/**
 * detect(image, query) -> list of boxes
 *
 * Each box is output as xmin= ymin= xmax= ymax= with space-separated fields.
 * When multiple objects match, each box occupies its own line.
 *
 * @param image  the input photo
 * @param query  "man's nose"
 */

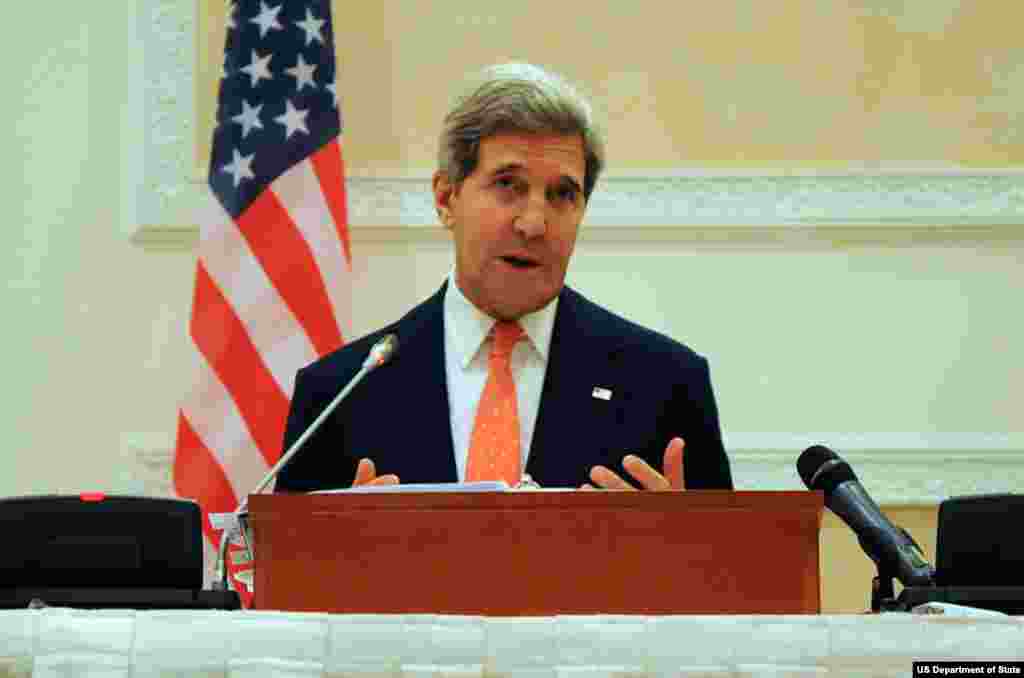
xmin=513 ymin=193 xmax=547 ymax=239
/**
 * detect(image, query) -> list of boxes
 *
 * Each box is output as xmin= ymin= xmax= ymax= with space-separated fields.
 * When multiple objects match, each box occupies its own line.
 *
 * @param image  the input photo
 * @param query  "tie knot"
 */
xmin=491 ymin=321 xmax=525 ymax=359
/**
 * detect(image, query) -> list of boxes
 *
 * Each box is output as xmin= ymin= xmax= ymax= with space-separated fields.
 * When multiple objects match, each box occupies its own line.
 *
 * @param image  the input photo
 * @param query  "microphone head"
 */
xmin=365 ymin=333 xmax=399 ymax=369
xmin=797 ymin=445 xmax=858 ymax=495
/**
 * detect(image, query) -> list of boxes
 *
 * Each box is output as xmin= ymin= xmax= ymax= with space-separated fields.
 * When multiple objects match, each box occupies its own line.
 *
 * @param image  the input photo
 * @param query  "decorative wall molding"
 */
xmin=118 ymin=433 xmax=179 ymax=497
xmin=127 ymin=432 xmax=1024 ymax=506
xmin=133 ymin=0 xmax=199 ymax=235
xmin=133 ymin=172 xmax=1024 ymax=251
xmin=326 ymin=173 xmax=1024 ymax=230
xmin=727 ymin=432 xmax=1024 ymax=505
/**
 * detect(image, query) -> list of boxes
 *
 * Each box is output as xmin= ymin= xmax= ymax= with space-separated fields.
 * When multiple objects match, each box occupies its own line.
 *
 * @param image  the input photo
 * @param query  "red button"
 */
xmin=79 ymin=492 xmax=106 ymax=502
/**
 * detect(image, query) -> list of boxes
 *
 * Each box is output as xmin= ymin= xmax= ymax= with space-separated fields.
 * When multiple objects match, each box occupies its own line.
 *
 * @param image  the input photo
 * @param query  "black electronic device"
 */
xmin=0 ymin=494 xmax=239 ymax=610
xmin=935 ymin=493 xmax=1024 ymax=586
xmin=888 ymin=494 xmax=1024 ymax=614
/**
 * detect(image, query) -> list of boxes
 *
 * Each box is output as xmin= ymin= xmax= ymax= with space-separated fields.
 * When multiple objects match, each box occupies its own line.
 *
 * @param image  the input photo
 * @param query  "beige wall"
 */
xmin=2 ymin=1 xmax=187 ymax=494
xmin=198 ymin=1 xmax=1024 ymax=172
xmin=3 ymin=1 xmax=1020 ymax=612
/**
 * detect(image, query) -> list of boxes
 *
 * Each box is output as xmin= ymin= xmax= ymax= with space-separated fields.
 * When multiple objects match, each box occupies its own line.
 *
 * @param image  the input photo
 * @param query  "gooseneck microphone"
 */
xmin=797 ymin=445 xmax=935 ymax=587
xmin=213 ymin=333 xmax=400 ymax=592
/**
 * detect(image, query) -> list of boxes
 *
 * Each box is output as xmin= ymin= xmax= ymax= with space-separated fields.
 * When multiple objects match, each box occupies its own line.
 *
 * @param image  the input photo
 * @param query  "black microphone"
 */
xmin=212 ymin=333 xmax=400 ymax=592
xmin=797 ymin=445 xmax=935 ymax=587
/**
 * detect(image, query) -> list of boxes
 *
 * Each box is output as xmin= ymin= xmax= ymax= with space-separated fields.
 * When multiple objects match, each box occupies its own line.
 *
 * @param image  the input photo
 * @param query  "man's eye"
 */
xmin=554 ymin=187 xmax=578 ymax=203
xmin=495 ymin=177 xmax=517 ymax=189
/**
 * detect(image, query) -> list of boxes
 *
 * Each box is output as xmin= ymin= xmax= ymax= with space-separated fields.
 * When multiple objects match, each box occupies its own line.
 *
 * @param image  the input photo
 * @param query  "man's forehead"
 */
xmin=477 ymin=132 xmax=585 ymax=178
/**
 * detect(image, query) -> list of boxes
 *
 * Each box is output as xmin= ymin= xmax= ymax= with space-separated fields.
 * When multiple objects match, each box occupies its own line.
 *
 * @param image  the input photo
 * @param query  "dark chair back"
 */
xmin=936 ymin=493 xmax=1024 ymax=586
xmin=0 ymin=495 xmax=203 ymax=589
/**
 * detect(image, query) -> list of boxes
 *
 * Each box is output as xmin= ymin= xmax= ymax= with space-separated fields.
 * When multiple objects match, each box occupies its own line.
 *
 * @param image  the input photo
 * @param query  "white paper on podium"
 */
xmin=311 ymin=481 xmax=510 ymax=494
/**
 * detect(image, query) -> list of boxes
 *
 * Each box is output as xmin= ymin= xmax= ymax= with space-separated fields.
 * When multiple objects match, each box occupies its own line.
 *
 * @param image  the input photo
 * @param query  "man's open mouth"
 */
xmin=500 ymin=256 xmax=539 ymax=269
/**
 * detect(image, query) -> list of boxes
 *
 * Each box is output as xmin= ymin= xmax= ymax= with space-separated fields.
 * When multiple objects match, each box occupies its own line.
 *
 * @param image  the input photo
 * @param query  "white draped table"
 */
xmin=1 ymin=609 xmax=1022 ymax=677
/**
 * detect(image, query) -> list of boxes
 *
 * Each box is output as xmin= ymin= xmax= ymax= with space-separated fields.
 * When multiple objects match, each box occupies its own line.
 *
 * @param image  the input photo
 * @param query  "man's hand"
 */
xmin=353 ymin=458 xmax=400 ymax=487
xmin=582 ymin=437 xmax=685 ymax=491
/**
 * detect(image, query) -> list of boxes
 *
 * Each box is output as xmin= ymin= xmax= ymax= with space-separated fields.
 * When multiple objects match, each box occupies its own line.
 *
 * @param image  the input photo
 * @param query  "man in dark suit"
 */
xmin=276 ymin=63 xmax=732 ymax=493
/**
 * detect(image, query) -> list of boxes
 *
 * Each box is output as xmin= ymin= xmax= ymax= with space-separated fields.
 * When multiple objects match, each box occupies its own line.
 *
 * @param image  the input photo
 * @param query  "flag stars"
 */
xmin=295 ymin=8 xmax=326 ymax=46
xmin=275 ymin=99 xmax=310 ymax=139
xmin=240 ymin=49 xmax=273 ymax=87
xmin=326 ymin=82 xmax=340 ymax=108
xmin=207 ymin=0 xmax=343 ymax=220
xmin=250 ymin=1 xmax=284 ymax=39
xmin=286 ymin=54 xmax=318 ymax=92
xmin=231 ymin=100 xmax=264 ymax=138
xmin=222 ymin=149 xmax=255 ymax=187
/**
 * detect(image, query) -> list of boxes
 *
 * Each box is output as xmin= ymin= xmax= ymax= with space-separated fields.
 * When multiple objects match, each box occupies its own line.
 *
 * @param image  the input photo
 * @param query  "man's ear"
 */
xmin=432 ymin=171 xmax=456 ymax=229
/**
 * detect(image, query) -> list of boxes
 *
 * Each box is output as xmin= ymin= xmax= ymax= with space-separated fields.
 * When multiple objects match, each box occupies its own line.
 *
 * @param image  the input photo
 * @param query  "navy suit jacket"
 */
xmin=275 ymin=284 xmax=733 ymax=491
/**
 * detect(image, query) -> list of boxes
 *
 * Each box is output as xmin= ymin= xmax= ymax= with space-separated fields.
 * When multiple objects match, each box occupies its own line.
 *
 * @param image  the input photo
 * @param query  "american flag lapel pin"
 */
xmin=592 ymin=387 xmax=613 ymax=401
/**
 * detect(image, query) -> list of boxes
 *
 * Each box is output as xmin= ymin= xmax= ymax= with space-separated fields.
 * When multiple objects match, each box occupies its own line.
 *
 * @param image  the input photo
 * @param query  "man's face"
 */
xmin=434 ymin=132 xmax=587 ymax=321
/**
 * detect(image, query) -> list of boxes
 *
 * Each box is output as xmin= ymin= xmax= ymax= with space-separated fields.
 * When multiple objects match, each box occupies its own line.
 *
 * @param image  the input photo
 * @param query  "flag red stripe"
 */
xmin=173 ymin=410 xmax=237 ymax=544
xmin=310 ymin=138 xmax=352 ymax=265
xmin=236 ymin=190 xmax=343 ymax=357
xmin=190 ymin=262 xmax=288 ymax=466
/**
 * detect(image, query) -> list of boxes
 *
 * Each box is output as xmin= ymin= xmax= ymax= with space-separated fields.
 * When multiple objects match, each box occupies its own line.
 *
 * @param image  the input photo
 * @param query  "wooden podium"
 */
xmin=248 ymin=490 xmax=822 ymax=615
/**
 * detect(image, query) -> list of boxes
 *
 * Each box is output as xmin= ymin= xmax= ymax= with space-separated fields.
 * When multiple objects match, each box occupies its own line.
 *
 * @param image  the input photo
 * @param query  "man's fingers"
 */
xmin=352 ymin=458 xmax=375 ymax=486
xmin=622 ymin=454 xmax=671 ymax=491
xmin=353 ymin=458 xmax=398 ymax=487
xmin=589 ymin=465 xmax=635 ymax=490
xmin=664 ymin=437 xmax=686 ymax=490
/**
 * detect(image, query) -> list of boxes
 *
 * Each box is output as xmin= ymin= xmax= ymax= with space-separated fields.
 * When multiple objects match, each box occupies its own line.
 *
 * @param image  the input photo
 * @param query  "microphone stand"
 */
xmin=870 ymin=563 xmax=899 ymax=612
xmin=211 ymin=334 xmax=399 ymax=595
xmin=865 ymin=528 xmax=932 ymax=612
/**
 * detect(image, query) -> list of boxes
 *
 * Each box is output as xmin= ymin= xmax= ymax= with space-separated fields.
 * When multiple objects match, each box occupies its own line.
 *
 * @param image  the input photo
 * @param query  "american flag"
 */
xmin=174 ymin=0 xmax=351 ymax=579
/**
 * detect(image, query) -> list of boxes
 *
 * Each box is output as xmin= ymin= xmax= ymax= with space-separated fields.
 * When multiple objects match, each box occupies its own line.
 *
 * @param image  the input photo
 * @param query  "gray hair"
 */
xmin=437 ymin=63 xmax=605 ymax=202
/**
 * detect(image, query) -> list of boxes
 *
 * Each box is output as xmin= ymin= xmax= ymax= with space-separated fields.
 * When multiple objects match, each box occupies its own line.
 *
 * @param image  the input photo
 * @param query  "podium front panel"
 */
xmin=249 ymin=491 xmax=822 ymax=615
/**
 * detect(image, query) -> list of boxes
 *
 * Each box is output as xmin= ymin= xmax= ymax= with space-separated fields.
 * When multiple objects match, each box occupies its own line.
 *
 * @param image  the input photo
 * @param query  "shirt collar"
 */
xmin=444 ymin=269 xmax=558 ymax=370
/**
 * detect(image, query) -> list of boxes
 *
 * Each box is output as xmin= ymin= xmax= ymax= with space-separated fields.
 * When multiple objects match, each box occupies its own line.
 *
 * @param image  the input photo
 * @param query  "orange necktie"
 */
xmin=466 ymin=321 xmax=525 ymax=485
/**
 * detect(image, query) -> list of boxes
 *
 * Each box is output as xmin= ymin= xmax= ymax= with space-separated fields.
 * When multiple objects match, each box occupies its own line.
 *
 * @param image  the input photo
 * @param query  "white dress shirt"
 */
xmin=444 ymin=271 xmax=558 ymax=482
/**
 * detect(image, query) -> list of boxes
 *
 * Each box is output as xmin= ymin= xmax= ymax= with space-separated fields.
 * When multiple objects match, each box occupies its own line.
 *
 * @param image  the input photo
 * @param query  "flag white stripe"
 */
xmin=196 ymin=191 xmax=318 ymax=399
xmin=271 ymin=158 xmax=354 ymax=340
xmin=180 ymin=341 xmax=271 ymax=502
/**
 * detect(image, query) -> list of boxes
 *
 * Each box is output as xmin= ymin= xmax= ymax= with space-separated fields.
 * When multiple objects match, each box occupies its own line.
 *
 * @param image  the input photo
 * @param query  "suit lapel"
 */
xmin=380 ymin=284 xmax=458 ymax=482
xmin=526 ymin=287 xmax=627 ymax=488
